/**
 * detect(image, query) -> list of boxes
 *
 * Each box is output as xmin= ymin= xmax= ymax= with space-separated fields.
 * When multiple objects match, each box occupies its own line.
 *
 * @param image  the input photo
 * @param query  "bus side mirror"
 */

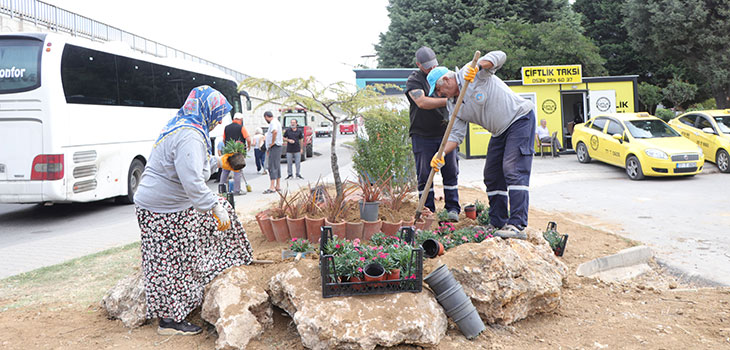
xmin=239 ymin=89 xmax=252 ymax=111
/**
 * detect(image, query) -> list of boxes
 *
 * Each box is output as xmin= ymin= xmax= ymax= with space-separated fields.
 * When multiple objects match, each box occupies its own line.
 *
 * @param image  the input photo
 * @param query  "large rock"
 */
xmin=267 ymin=260 xmax=447 ymax=350
xmin=101 ymin=270 xmax=147 ymax=328
xmin=202 ymin=267 xmax=273 ymax=350
xmin=436 ymin=228 xmax=568 ymax=325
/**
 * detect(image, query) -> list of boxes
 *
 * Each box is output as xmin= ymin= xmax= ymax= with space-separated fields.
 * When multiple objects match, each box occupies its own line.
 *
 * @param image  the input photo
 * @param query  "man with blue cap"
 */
xmin=405 ymin=46 xmax=460 ymax=221
xmin=428 ymin=51 xmax=536 ymax=239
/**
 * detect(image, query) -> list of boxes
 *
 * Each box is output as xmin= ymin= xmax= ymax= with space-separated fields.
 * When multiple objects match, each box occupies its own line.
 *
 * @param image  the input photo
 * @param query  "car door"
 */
xmin=695 ymin=115 xmax=719 ymax=158
xmin=603 ymin=119 xmax=627 ymax=166
xmin=673 ymin=114 xmax=698 ymax=141
xmin=586 ymin=117 xmax=609 ymax=162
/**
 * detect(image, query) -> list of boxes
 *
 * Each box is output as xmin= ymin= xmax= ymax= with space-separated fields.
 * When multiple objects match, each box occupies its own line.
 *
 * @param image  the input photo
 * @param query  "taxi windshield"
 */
xmin=625 ymin=119 xmax=680 ymax=138
xmin=714 ymin=116 xmax=730 ymax=134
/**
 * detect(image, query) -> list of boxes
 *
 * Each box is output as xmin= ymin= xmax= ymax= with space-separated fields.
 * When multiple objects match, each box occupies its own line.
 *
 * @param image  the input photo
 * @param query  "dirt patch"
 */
xmin=1 ymin=187 xmax=729 ymax=349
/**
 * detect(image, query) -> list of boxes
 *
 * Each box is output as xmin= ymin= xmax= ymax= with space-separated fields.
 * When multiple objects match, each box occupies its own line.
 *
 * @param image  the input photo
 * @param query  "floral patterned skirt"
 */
xmin=136 ymin=196 xmax=253 ymax=322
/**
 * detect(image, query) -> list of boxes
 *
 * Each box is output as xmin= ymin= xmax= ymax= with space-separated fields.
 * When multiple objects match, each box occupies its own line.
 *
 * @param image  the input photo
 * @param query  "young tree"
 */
xmin=375 ymin=0 xmax=571 ymax=68
xmin=637 ymin=82 xmax=663 ymax=114
xmin=663 ymin=78 xmax=698 ymax=111
xmin=239 ymin=78 xmax=391 ymax=198
xmin=624 ymin=0 xmax=730 ymax=108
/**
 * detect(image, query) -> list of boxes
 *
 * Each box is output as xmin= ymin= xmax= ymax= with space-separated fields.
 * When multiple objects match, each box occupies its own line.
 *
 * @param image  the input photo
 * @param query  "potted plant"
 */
xmin=464 ymin=204 xmax=477 ymax=220
xmin=283 ymin=191 xmax=307 ymax=240
xmin=282 ymin=238 xmax=316 ymax=260
xmin=474 ymin=199 xmax=486 ymax=216
xmin=222 ymin=139 xmax=247 ymax=170
xmin=355 ymin=171 xmax=391 ymax=222
xmin=321 ymin=183 xmax=356 ymax=238
xmin=303 ymin=181 xmax=326 ymax=242
xmin=436 ymin=209 xmax=450 ymax=225
xmin=476 ymin=208 xmax=490 ymax=226
xmin=269 ymin=197 xmax=290 ymax=242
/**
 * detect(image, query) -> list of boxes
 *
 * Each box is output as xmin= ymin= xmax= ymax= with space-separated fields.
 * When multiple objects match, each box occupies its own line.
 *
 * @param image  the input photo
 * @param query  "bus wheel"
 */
xmin=116 ymin=159 xmax=144 ymax=204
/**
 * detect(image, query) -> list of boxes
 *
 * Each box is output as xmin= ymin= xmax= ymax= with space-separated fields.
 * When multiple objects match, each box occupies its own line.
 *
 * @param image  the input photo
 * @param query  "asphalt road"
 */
xmin=0 ymin=133 xmax=355 ymax=279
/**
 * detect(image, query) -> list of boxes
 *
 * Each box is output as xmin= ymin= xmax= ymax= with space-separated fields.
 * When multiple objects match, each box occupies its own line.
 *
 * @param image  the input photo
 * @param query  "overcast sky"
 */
xmin=47 ymin=0 xmax=391 ymax=87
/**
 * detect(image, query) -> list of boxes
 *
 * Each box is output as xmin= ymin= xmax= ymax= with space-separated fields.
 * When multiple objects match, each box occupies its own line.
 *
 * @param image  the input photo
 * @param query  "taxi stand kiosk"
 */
xmin=353 ymin=65 xmax=639 ymax=158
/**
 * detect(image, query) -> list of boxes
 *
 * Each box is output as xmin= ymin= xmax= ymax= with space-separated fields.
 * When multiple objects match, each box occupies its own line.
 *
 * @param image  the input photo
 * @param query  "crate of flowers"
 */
xmin=319 ymin=226 xmax=423 ymax=298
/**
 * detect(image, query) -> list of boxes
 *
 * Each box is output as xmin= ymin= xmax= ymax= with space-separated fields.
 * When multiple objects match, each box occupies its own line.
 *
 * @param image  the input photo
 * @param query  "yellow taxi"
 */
xmin=668 ymin=110 xmax=730 ymax=173
xmin=572 ymin=112 xmax=704 ymax=180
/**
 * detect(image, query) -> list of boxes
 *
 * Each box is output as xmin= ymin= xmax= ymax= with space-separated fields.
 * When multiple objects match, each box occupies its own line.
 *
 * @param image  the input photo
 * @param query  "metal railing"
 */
xmin=0 ymin=0 xmax=248 ymax=82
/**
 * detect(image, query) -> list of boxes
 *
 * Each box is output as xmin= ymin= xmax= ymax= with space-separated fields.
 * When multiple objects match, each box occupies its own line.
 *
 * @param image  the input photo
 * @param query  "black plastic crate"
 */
xmin=319 ymin=226 xmax=423 ymax=298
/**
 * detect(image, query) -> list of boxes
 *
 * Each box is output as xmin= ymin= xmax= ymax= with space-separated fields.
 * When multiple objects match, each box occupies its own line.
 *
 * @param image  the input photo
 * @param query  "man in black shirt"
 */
xmin=283 ymin=119 xmax=304 ymax=179
xmin=405 ymin=46 xmax=460 ymax=221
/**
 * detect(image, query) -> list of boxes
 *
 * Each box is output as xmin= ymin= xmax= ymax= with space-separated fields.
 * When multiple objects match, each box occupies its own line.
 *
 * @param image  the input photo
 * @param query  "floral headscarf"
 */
xmin=155 ymin=85 xmax=232 ymax=153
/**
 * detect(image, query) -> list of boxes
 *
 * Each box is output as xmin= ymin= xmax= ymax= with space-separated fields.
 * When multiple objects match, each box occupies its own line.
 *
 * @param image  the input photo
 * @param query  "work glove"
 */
xmin=212 ymin=203 xmax=231 ymax=231
xmin=430 ymin=154 xmax=445 ymax=172
xmin=464 ymin=65 xmax=480 ymax=83
xmin=220 ymin=153 xmax=235 ymax=171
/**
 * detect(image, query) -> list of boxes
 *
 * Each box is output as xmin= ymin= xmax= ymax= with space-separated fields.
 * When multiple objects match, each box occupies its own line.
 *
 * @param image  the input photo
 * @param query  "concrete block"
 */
xmin=576 ymin=245 xmax=653 ymax=277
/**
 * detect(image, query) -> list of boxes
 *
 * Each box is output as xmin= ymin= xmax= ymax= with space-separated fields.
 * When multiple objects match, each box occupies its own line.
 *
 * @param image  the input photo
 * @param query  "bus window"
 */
xmin=0 ymin=38 xmax=42 ymax=94
xmin=117 ymin=57 xmax=154 ymax=107
xmin=151 ymin=64 xmax=184 ymax=108
xmin=61 ymin=45 xmax=118 ymax=105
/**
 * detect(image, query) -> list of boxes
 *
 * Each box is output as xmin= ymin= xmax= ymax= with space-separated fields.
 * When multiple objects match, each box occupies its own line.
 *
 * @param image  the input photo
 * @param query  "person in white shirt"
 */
xmin=252 ymin=127 xmax=266 ymax=174
xmin=536 ymin=118 xmax=562 ymax=156
xmin=263 ymin=111 xmax=283 ymax=193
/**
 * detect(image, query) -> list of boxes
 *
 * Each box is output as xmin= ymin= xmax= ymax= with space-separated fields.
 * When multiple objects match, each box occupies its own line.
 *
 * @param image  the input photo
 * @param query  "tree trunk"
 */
xmin=330 ymin=121 xmax=343 ymax=199
xmin=714 ymin=87 xmax=730 ymax=109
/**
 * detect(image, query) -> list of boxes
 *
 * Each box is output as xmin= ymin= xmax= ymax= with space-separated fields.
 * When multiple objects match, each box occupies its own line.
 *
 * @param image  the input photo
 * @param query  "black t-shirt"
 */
xmin=283 ymin=128 xmax=304 ymax=153
xmin=405 ymin=69 xmax=448 ymax=138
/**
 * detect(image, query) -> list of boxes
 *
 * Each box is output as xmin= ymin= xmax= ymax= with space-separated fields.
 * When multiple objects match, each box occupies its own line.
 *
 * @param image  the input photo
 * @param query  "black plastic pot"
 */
xmin=436 ymin=283 xmax=470 ymax=312
xmin=422 ymin=238 xmax=443 ymax=259
xmin=359 ymin=200 xmax=380 ymax=222
xmin=424 ymin=264 xmax=457 ymax=295
xmin=364 ymin=262 xmax=385 ymax=280
xmin=449 ymin=301 xmax=485 ymax=340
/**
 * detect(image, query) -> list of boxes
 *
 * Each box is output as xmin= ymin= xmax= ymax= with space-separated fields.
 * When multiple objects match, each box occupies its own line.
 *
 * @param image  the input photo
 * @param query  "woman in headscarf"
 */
xmin=134 ymin=85 xmax=254 ymax=335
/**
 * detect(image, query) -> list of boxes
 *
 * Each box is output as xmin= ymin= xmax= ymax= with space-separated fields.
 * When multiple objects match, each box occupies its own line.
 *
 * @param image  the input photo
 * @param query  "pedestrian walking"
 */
xmin=252 ymin=127 xmax=267 ymax=174
xmin=220 ymin=114 xmax=252 ymax=195
xmin=133 ymin=85 xmax=253 ymax=336
xmin=283 ymin=119 xmax=305 ymax=179
xmin=406 ymin=46 xmax=460 ymax=221
xmin=428 ymin=51 xmax=536 ymax=239
xmin=263 ymin=111 xmax=283 ymax=193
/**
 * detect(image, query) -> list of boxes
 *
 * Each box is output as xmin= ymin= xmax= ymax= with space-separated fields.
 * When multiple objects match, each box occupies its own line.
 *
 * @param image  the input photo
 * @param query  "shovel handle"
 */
xmin=415 ymin=51 xmax=481 ymax=221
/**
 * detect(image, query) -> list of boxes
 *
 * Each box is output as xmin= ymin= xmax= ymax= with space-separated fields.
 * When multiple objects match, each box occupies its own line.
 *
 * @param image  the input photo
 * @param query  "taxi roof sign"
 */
xmin=726 ymin=109 xmax=730 ymax=114
xmin=636 ymin=112 xmax=651 ymax=118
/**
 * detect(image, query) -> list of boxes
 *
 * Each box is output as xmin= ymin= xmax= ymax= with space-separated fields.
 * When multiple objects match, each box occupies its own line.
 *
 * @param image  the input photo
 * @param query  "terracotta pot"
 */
xmin=401 ymin=218 xmax=415 ymax=231
xmin=361 ymin=220 xmax=382 ymax=242
xmin=256 ymin=212 xmax=276 ymax=242
xmin=464 ymin=205 xmax=477 ymax=220
xmin=380 ymin=220 xmax=402 ymax=237
xmin=414 ymin=219 xmax=426 ymax=231
xmin=364 ymin=262 xmax=386 ymax=287
xmin=286 ymin=216 xmax=306 ymax=240
xmin=386 ymin=268 xmax=400 ymax=282
xmin=423 ymin=215 xmax=436 ymax=231
xmin=325 ymin=218 xmax=346 ymax=239
xmin=345 ymin=221 xmax=364 ymax=241
xmin=348 ymin=275 xmax=365 ymax=291
xmin=304 ymin=216 xmax=325 ymax=244
xmin=270 ymin=216 xmax=291 ymax=242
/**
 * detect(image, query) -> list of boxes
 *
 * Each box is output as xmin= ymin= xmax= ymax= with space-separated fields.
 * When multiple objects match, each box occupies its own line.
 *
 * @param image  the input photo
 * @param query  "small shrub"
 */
xmin=654 ymin=108 xmax=676 ymax=122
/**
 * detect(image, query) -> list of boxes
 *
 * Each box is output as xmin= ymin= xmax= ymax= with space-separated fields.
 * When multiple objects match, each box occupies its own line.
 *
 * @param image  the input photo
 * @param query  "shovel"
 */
xmin=415 ymin=50 xmax=481 ymax=222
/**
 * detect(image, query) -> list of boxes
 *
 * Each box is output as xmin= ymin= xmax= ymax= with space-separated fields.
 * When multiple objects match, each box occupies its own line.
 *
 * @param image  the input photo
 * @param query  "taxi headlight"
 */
xmin=645 ymin=148 xmax=668 ymax=159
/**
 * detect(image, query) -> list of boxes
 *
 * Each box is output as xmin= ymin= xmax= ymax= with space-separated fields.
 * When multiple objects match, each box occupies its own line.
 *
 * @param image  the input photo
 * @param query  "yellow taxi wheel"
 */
xmin=625 ymin=155 xmax=645 ymax=180
xmin=576 ymin=142 xmax=591 ymax=164
xmin=716 ymin=149 xmax=730 ymax=173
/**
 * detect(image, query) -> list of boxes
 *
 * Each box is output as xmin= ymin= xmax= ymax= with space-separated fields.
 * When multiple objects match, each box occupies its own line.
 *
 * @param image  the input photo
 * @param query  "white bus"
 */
xmin=0 ymin=32 xmax=250 ymax=204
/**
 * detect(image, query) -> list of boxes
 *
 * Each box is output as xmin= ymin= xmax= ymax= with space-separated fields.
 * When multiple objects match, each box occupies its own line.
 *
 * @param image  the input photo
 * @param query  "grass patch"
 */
xmin=343 ymin=140 xmax=356 ymax=148
xmin=0 ymin=241 xmax=141 ymax=312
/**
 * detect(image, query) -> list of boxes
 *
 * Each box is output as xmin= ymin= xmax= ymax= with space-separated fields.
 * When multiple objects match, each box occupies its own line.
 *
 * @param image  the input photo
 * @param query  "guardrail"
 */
xmin=0 ymin=0 xmax=247 ymax=82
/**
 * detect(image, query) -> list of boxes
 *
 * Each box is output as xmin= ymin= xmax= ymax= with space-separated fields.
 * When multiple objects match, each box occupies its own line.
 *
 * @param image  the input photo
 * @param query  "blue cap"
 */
xmin=427 ymin=67 xmax=449 ymax=96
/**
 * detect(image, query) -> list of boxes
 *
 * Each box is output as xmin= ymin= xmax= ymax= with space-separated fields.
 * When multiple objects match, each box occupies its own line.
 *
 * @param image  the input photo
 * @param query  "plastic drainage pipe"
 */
xmin=435 ymin=283 xmax=470 ymax=312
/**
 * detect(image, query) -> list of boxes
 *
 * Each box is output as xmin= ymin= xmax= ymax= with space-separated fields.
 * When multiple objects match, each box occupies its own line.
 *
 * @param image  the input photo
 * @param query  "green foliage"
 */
xmin=222 ymin=139 xmax=247 ymax=157
xmin=654 ymin=108 xmax=676 ymax=122
xmin=638 ymin=82 xmax=663 ymax=114
xmin=353 ymin=107 xmax=415 ymax=186
xmin=687 ymin=98 xmax=717 ymax=111
xmin=415 ymin=230 xmax=440 ymax=247
xmin=376 ymin=0 xmax=571 ymax=68
xmin=443 ymin=19 xmax=606 ymax=80
xmin=289 ymin=238 xmax=315 ymax=253
xmin=436 ymin=209 xmax=450 ymax=223
xmin=663 ymin=78 xmax=698 ymax=110
xmin=623 ymin=0 xmax=730 ymax=108
xmin=474 ymin=199 xmax=486 ymax=214
xmin=477 ymin=208 xmax=490 ymax=226
xmin=369 ymin=232 xmax=401 ymax=247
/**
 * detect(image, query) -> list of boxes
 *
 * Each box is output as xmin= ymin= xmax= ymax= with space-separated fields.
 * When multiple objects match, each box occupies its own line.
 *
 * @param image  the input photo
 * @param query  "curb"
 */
xmin=576 ymin=245 xmax=653 ymax=277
